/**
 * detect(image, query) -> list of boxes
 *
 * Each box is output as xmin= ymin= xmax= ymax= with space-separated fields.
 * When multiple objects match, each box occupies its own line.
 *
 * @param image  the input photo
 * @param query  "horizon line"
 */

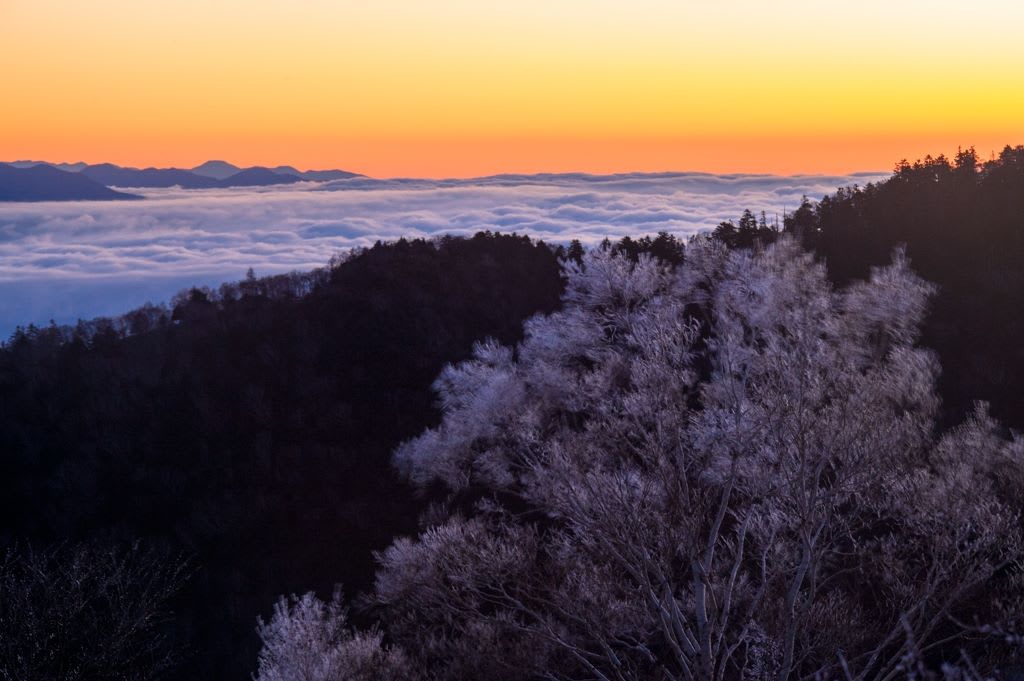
xmin=5 ymin=158 xmax=896 ymax=183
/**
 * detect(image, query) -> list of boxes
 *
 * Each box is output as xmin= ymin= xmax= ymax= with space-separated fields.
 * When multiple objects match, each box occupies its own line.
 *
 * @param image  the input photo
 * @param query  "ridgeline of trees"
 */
xmin=0 ymin=233 xmax=569 ymax=680
xmin=715 ymin=145 xmax=1024 ymax=430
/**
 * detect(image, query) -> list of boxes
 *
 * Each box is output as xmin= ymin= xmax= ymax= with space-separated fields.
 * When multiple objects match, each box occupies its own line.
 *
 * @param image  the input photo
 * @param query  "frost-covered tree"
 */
xmin=254 ymin=588 xmax=412 ymax=681
xmin=370 ymin=238 xmax=1022 ymax=681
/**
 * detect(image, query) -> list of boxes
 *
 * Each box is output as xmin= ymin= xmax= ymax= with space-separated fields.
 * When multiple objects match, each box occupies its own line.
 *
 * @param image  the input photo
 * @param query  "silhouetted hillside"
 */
xmin=0 ymin=163 xmax=141 ymax=202
xmin=792 ymin=146 xmax=1024 ymax=429
xmin=712 ymin=145 xmax=1024 ymax=430
xmin=0 ymin=232 xmax=565 ymax=681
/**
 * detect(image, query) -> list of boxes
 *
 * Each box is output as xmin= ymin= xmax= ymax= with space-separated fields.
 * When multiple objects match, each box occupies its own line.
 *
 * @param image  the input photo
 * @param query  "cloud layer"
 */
xmin=0 ymin=171 xmax=887 ymax=336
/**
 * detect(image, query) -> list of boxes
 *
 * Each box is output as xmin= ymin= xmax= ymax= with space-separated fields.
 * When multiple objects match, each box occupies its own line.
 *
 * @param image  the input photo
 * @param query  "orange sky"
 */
xmin=3 ymin=0 xmax=1023 ymax=177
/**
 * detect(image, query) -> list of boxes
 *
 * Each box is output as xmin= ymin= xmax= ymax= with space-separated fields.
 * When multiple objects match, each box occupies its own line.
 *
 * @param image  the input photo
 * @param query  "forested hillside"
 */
xmin=799 ymin=145 xmax=1024 ymax=430
xmin=0 ymin=233 xmax=564 ymax=680
xmin=716 ymin=145 xmax=1024 ymax=429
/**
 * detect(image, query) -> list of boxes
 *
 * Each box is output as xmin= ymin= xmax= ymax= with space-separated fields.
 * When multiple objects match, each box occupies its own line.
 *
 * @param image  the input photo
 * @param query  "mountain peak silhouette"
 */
xmin=191 ymin=160 xmax=242 ymax=180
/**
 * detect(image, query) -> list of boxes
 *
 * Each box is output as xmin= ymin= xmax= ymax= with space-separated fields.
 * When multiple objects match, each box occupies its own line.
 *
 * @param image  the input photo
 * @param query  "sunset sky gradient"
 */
xmin=3 ymin=0 xmax=1023 ymax=177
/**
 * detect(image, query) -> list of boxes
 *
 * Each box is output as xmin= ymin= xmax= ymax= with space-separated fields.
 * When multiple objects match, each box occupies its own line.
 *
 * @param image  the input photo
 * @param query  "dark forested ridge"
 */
xmin=807 ymin=146 xmax=1024 ymax=430
xmin=0 ymin=233 xmax=564 ymax=680
xmin=716 ymin=145 xmax=1024 ymax=430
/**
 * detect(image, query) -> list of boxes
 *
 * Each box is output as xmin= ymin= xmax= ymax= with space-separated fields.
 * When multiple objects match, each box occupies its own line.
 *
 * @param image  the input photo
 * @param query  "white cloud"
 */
xmin=0 ymin=171 xmax=887 ymax=335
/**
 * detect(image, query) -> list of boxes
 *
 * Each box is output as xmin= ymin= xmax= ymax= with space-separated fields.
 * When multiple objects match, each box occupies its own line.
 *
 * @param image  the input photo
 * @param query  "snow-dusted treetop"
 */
xmin=260 ymin=237 xmax=1024 ymax=681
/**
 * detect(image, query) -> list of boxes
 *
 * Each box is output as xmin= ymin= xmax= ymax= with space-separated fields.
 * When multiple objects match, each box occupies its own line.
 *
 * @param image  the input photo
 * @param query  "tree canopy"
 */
xmin=258 ymin=238 xmax=1024 ymax=680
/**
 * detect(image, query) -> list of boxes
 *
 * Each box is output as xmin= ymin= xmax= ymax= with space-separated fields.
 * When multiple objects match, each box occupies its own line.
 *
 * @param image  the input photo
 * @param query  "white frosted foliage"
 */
xmin=377 ymin=238 xmax=1022 ymax=681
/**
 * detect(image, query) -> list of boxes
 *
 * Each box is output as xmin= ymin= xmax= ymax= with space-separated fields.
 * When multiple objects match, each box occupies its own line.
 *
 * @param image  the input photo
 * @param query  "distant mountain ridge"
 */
xmin=5 ymin=160 xmax=364 ymax=191
xmin=217 ymin=167 xmax=304 ymax=187
xmin=9 ymin=160 xmax=90 ymax=173
xmin=187 ymin=160 xmax=363 ymax=183
xmin=0 ymin=163 xmax=141 ymax=202
xmin=300 ymin=168 xmax=363 ymax=181
xmin=188 ymin=160 xmax=358 ymax=182
xmin=81 ymin=163 xmax=222 ymax=189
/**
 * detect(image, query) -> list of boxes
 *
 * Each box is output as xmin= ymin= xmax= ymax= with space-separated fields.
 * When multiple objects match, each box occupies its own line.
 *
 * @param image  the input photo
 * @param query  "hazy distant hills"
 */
xmin=301 ymin=168 xmax=363 ymax=181
xmin=81 ymin=164 xmax=305 ymax=189
xmin=8 ymin=160 xmax=89 ymax=173
xmin=268 ymin=164 xmax=303 ymax=177
xmin=82 ymin=163 xmax=222 ymax=189
xmin=190 ymin=160 xmax=361 ymax=182
xmin=0 ymin=160 xmax=364 ymax=201
xmin=0 ymin=163 xmax=141 ymax=202
xmin=217 ymin=167 xmax=304 ymax=187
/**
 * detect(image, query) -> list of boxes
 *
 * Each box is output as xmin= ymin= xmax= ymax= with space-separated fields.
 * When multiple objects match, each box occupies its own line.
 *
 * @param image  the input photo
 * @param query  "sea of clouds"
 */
xmin=0 ymin=171 xmax=887 ymax=336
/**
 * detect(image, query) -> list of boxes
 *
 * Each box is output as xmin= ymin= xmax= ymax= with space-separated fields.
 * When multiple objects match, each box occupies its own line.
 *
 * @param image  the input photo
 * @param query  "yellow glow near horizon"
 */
xmin=2 ymin=0 xmax=1023 ymax=176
